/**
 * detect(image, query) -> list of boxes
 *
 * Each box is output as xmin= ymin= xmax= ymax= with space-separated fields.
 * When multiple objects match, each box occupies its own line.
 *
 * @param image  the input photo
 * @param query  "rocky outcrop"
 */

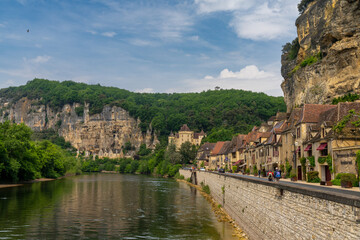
xmin=0 ymin=98 xmax=159 ymax=158
xmin=281 ymin=0 xmax=360 ymax=111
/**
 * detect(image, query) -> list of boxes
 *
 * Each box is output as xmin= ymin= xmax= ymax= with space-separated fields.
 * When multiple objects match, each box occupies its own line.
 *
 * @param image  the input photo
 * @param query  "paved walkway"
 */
xmin=224 ymin=172 xmax=360 ymax=198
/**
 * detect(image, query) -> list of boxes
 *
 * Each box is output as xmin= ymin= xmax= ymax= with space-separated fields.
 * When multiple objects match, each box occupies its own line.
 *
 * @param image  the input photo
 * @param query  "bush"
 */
xmin=282 ymin=38 xmax=300 ymax=60
xmin=186 ymin=177 xmax=191 ymax=183
xmin=340 ymin=173 xmax=358 ymax=187
xmin=300 ymin=55 xmax=319 ymax=67
xmin=200 ymin=181 xmax=211 ymax=194
xmin=331 ymin=179 xmax=341 ymax=186
xmin=298 ymin=0 xmax=315 ymax=14
xmin=307 ymin=171 xmax=320 ymax=183
xmin=202 ymin=185 xmax=210 ymax=194
xmin=232 ymin=165 xmax=238 ymax=173
xmin=253 ymin=165 xmax=258 ymax=176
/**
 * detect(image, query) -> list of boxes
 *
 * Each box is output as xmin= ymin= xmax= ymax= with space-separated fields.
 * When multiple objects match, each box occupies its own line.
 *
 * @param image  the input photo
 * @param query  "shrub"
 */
xmin=318 ymin=156 xmax=326 ymax=164
xmin=186 ymin=177 xmax=191 ymax=183
xmin=340 ymin=173 xmax=358 ymax=187
xmin=200 ymin=182 xmax=210 ymax=194
xmin=285 ymin=159 xmax=292 ymax=178
xmin=232 ymin=165 xmax=238 ymax=173
xmin=331 ymin=179 xmax=341 ymax=186
xmin=282 ymin=37 xmax=300 ymax=60
xmin=290 ymin=169 xmax=297 ymax=179
xmin=307 ymin=171 xmax=320 ymax=183
xmin=307 ymin=156 xmax=315 ymax=167
xmin=245 ymin=168 xmax=250 ymax=174
xmin=300 ymin=55 xmax=318 ymax=67
xmin=298 ymin=0 xmax=315 ymax=14
xmin=75 ymin=106 xmax=84 ymax=117
xmin=253 ymin=165 xmax=258 ymax=175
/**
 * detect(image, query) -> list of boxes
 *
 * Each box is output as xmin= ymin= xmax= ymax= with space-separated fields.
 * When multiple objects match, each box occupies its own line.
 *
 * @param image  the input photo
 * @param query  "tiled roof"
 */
xmin=275 ymin=112 xmax=288 ymax=121
xmin=218 ymin=141 xmax=232 ymax=155
xmin=298 ymin=104 xmax=336 ymax=124
xmin=180 ymin=124 xmax=191 ymax=131
xmin=198 ymin=142 xmax=216 ymax=152
xmin=282 ymin=108 xmax=302 ymax=132
xmin=211 ymin=141 xmax=225 ymax=156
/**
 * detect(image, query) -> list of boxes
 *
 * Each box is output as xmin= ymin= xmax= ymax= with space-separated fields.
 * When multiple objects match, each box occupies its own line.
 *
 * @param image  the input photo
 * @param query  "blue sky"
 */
xmin=0 ymin=0 xmax=300 ymax=96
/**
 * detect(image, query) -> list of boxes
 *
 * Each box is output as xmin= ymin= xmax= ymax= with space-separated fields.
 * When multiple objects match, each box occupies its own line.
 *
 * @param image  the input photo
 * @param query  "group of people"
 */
xmin=258 ymin=168 xmax=281 ymax=182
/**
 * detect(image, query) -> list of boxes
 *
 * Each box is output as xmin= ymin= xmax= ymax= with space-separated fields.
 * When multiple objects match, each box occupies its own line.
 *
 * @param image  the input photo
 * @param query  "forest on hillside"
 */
xmin=0 ymin=79 xmax=286 ymax=140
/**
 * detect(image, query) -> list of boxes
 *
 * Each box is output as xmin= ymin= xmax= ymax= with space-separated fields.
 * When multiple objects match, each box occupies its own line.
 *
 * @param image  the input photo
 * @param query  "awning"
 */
xmin=304 ymin=144 xmax=312 ymax=151
xmin=296 ymin=146 xmax=301 ymax=153
xmin=233 ymin=160 xmax=241 ymax=165
xmin=238 ymin=163 xmax=247 ymax=168
xmin=317 ymin=143 xmax=327 ymax=151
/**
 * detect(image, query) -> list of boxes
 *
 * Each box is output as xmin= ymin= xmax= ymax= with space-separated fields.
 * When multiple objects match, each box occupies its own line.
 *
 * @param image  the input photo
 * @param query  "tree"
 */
xmin=179 ymin=142 xmax=197 ymax=165
xmin=164 ymin=143 xmax=182 ymax=164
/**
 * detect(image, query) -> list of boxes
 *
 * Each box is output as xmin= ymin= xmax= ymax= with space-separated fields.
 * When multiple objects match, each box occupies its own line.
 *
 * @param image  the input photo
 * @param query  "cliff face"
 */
xmin=0 ymin=98 xmax=159 ymax=158
xmin=281 ymin=0 xmax=360 ymax=111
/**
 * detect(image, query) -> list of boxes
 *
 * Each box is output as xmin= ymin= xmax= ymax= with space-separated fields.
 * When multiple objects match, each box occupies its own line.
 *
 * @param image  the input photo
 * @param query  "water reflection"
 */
xmin=0 ymin=174 xmax=236 ymax=239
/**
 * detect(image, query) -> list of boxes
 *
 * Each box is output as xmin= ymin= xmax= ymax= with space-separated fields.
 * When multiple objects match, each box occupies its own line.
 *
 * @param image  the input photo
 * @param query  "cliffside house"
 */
xmin=168 ymin=124 xmax=206 ymax=149
xmin=302 ymin=102 xmax=360 ymax=183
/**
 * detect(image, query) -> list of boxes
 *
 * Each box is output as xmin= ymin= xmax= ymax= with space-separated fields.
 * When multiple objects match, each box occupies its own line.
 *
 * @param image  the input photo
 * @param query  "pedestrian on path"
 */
xmin=258 ymin=169 xmax=261 ymax=178
xmin=275 ymin=168 xmax=281 ymax=182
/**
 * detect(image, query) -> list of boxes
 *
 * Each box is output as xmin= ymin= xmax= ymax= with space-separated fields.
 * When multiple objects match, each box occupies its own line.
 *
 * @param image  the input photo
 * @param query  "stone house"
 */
xmin=209 ymin=141 xmax=225 ymax=170
xmin=168 ymin=124 xmax=206 ymax=149
xmin=196 ymin=142 xmax=216 ymax=169
xmin=304 ymin=102 xmax=360 ymax=182
xmin=217 ymin=141 xmax=232 ymax=170
xmin=292 ymin=104 xmax=337 ymax=180
xmin=263 ymin=120 xmax=286 ymax=172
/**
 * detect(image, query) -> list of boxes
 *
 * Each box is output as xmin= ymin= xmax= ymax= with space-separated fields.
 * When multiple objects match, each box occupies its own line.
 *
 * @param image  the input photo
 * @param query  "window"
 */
xmin=297 ymin=127 xmax=301 ymax=138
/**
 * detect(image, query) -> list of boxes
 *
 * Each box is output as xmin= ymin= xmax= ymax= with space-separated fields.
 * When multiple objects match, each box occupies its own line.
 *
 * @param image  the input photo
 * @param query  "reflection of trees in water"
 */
xmin=0 ymin=174 xmax=233 ymax=239
xmin=0 ymin=179 xmax=74 ymax=237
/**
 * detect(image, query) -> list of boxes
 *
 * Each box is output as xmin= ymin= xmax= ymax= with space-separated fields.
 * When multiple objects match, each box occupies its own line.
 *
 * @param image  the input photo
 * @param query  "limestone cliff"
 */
xmin=0 ymin=98 xmax=159 ymax=158
xmin=281 ymin=0 xmax=360 ymax=111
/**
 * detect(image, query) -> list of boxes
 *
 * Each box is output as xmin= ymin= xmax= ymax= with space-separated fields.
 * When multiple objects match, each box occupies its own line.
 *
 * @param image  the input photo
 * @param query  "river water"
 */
xmin=0 ymin=174 xmax=236 ymax=239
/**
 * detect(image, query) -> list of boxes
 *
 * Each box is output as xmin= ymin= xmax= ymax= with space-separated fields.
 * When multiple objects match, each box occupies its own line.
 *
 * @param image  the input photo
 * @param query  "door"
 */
xmin=325 ymin=165 xmax=331 ymax=182
xmin=297 ymin=166 xmax=302 ymax=181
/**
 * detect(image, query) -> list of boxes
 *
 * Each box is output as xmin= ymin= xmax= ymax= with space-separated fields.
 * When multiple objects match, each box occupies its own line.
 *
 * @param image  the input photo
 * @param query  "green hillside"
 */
xmin=0 ymin=79 xmax=286 ymax=140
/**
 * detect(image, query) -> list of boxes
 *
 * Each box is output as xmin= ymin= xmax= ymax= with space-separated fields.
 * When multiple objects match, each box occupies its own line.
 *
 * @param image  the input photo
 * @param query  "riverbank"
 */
xmin=0 ymin=178 xmax=56 ymax=189
xmin=177 ymin=179 xmax=248 ymax=240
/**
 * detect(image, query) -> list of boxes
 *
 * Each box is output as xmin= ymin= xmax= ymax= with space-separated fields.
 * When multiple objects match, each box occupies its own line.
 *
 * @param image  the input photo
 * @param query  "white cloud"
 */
xmin=101 ymin=31 xmax=116 ymax=37
xmin=135 ymin=88 xmax=154 ymax=93
xmin=91 ymin=1 xmax=194 ymax=41
xmin=129 ymin=39 xmax=155 ymax=47
xmin=30 ymin=55 xmax=51 ymax=64
xmin=174 ymin=65 xmax=283 ymax=96
xmin=195 ymin=0 xmax=254 ymax=13
xmin=195 ymin=0 xmax=299 ymax=40
xmin=0 ymin=55 xmax=53 ymax=78
xmin=86 ymin=30 xmax=97 ymax=35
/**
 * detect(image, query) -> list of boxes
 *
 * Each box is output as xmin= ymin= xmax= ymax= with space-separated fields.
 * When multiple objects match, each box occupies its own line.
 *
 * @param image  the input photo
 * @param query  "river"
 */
xmin=0 ymin=174 xmax=237 ymax=239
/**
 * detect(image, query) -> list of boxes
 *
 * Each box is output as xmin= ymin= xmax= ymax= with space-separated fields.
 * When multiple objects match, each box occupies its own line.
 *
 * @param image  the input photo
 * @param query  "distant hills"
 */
xmin=0 ymin=79 xmax=286 ymax=141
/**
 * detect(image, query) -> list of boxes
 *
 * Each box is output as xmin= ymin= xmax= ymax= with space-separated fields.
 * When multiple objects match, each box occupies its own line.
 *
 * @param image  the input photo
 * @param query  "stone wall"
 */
xmin=179 ymin=169 xmax=360 ymax=240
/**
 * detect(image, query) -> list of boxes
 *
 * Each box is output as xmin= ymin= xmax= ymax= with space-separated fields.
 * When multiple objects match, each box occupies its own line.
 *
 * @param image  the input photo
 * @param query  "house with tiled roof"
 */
xmin=196 ymin=142 xmax=216 ymax=169
xmin=291 ymin=104 xmax=337 ymax=180
xmin=168 ymin=124 xmax=206 ymax=149
xmin=209 ymin=141 xmax=226 ymax=170
xmin=302 ymin=102 xmax=360 ymax=183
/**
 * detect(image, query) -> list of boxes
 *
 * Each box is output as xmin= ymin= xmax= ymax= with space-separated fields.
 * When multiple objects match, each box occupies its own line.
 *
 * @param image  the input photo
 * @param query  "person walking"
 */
xmin=275 ymin=168 xmax=281 ymax=182
xmin=258 ymin=169 xmax=261 ymax=178
xmin=267 ymin=171 xmax=274 ymax=181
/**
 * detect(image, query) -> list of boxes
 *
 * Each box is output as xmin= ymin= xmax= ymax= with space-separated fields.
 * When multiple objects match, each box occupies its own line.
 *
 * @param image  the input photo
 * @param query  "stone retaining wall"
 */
xmin=179 ymin=170 xmax=360 ymax=240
